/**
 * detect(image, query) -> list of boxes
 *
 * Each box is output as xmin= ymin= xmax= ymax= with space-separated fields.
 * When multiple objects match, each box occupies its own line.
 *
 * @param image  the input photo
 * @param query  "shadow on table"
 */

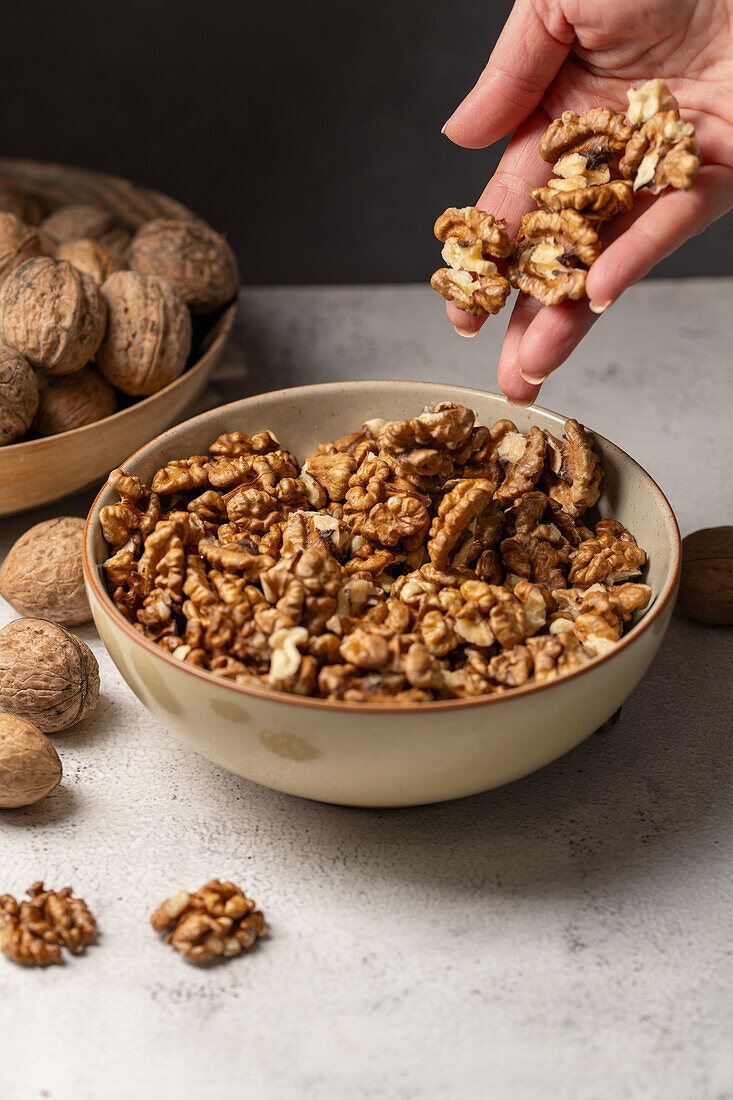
xmin=218 ymin=614 xmax=732 ymax=900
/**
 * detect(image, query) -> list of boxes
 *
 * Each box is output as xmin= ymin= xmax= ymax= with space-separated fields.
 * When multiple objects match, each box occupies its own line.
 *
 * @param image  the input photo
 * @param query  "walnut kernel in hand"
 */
xmin=507 ymin=210 xmax=601 ymax=305
xmin=620 ymin=110 xmax=700 ymax=193
xmin=431 ymin=206 xmax=511 ymax=316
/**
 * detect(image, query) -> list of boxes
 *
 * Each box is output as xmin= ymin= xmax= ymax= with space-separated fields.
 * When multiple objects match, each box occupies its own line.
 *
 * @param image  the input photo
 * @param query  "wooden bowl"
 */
xmin=0 ymin=158 xmax=237 ymax=516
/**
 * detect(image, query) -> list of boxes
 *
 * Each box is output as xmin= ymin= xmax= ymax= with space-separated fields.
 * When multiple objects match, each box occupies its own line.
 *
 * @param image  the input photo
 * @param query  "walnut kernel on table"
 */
xmin=0 ymin=211 xmax=45 ymax=287
xmin=0 ymin=256 xmax=107 ymax=376
xmin=0 ymin=516 xmax=91 ymax=626
xmin=0 ymin=714 xmax=62 ymax=809
xmin=127 ymin=218 xmax=240 ymax=314
xmin=151 ymin=880 xmax=266 ymax=964
xmin=0 ymin=619 xmax=100 ymax=733
xmin=96 ymin=270 xmax=192 ymax=396
xmin=0 ymin=883 xmax=97 ymax=965
xmin=0 ymin=343 xmax=38 ymax=444
xmin=100 ymin=402 xmax=652 ymax=703
xmin=33 ymin=364 xmax=117 ymax=437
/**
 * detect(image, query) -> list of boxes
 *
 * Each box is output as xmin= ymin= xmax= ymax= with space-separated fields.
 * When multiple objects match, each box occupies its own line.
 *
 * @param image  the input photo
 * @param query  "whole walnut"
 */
xmin=0 ymin=713 xmax=62 ymax=808
xmin=41 ymin=203 xmax=131 ymax=253
xmin=0 ymin=619 xmax=100 ymax=733
xmin=0 ymin=257 xmax=107 ymax=376
xmin=677 ymin=526 xmax=733 ymax=625
xmin=0 ymin=344 xmax=38 ymax=444
xmin=127 ymin=218 xmax=239 ymax=313
xmin=0 ymin=181 xmax=44 ymax=226
xmin=55 ymin=237 xmax=126 ymax=285
xmin=0 ymin=212 xmax=45 ymax=287
xmin=32 ymin=365 xmax=117 ymax=437
xmin=97 ymin=270 xmax=192 ymax=396
xmin=0 ymin=516 xmax=91 ymax=626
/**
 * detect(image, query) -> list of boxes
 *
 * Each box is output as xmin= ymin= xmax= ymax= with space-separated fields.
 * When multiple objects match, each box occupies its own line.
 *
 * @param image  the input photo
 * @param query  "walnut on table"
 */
xmin=431 ymin=206 xmax=512 ymax=316
xmin=0 ymin=882 xmax=97 ymax=966
xmin=0 ymin=516 xmax=91 ymax=625
xmin=151 ymin=879 xmax=265 ymax=964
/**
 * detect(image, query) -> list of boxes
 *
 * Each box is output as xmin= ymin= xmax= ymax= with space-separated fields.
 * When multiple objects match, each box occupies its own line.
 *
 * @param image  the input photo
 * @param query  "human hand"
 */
xmin=442 ymin=0 xmax=733 ymax=405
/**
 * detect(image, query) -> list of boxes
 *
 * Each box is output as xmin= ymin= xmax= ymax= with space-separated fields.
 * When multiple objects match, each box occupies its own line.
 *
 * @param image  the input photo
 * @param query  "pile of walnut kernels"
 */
xmin=431 ymin=78 xmax=701 ymax=313
xmin=100 ymin=401 xmax=651 ymax=703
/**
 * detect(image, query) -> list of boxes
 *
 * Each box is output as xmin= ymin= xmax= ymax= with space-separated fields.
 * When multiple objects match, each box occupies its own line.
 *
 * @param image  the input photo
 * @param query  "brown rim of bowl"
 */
xmin=0 ymin=301 xmax=237 ymax=453
xmin=83 ymin=380 xmax=682 ymax=714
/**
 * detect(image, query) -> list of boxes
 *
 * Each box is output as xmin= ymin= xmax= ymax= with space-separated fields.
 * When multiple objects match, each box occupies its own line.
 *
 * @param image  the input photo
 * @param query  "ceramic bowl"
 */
xmin=83 ymin=381 xmax=680 ymax=808
xmin=0 ymin=158 xmax=237 ymax=515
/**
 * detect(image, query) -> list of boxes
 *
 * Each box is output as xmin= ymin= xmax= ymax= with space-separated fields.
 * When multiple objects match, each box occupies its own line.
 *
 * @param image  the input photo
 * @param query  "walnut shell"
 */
xmin=41 ymin=203 xmax=131 ymax=253
xmin=0 ymin=516 xmax=90 ymax=625
xmin=0 ymin=257 xmax=107 ymax=376
xmin=0 ymin=619 xmax=99 ymax=733
xmin=55 ymin=237 xmax=126 ymax=284
xmin=677 ymin=526 xmax=733 ymax=625
xmin=0 ymin=211 xmax=45 ymax=287
xmin=32 ymin=365 xmax=117 ymax=437
xmin=0 ymin=181 xmax=44 ymax=226
xmin=0 ymin=344 xmax=38 ymax=444
xmin=127 ymin=218 xmax=239 ymax=313
xmin=0 ymin=713 xmax=62 ymax=808
xmin=97 ymin=270 xmax=192 ymax=396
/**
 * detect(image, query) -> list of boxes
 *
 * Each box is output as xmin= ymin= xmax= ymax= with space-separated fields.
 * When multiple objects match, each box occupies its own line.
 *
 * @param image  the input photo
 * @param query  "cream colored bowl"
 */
xmin=83 ymin=381 xmax=680 ymax=807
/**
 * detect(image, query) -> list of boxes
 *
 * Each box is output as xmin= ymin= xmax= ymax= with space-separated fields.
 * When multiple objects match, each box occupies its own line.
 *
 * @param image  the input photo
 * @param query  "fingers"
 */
xmin=451 ymin=110 xmax=551 ymax=337
xmin=496 ymin=293 xmax=544 ymax=406
xmin=443 ymin=0 xmax=573 ymax=149
xmin=513 ymin=298 xmax=599 ymax=386
xmin=585 ymin=165 xmax=733 ymax=309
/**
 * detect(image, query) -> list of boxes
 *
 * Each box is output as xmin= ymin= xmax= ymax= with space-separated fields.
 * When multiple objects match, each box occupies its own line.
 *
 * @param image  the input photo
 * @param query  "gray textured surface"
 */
xmin=1 ymin=282 xmax=732 ymax=1100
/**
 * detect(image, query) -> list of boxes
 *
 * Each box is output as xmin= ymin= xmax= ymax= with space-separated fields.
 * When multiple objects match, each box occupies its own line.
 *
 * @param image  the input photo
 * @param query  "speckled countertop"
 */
xmin=1 ymin=281 xmax=732 ymax=1100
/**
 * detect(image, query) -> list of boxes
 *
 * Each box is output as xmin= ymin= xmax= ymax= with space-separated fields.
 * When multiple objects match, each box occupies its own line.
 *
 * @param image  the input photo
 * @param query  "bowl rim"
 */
xmin=83 ymin=380 xmax=681 ymax=714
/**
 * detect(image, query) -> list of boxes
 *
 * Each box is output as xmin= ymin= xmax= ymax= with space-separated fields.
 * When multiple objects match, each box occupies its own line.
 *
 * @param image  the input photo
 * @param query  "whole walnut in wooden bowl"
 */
xmin=0 ymin=256 xmax=107 ymax=376
xmin=0 ymin=158 xmax=238 ymax=516
xmin=0 ymin=344 xmax=38 ymax=444
xmin=97 ymin=271 xmax=192 ymax=396
xmin=127 ymin=218 xmax=239 ymax=314
xmin=33 ymin=365 xmax=117 ymax=437
xmin=0 ymin=212 xmax=45 ymax=287
xmin=54 ymin=238 xmax=126 ymax=285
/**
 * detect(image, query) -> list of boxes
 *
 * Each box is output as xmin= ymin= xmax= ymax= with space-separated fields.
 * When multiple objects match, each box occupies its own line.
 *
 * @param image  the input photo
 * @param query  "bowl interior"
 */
xmin=87 ymin=380 xmax=680 ymax=649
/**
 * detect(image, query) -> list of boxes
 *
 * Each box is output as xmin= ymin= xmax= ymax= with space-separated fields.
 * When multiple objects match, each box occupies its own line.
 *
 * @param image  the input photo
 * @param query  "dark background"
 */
xmin=3 ymin=0 xmax=729 ymax=284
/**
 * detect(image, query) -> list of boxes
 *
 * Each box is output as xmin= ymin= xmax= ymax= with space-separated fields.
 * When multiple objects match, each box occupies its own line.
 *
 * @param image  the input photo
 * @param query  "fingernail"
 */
xmin=454 ymin=326 xmax=478 ymax=339
xmin=441 ymin=122 xmax=448 ymax=135
xmin=508 ymin=395 xmax=535 ymax=408
xmin=519 ymin=367 xmax=549 ymax=384
xmin=589 ymin=299 xmax=612 ymax=315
